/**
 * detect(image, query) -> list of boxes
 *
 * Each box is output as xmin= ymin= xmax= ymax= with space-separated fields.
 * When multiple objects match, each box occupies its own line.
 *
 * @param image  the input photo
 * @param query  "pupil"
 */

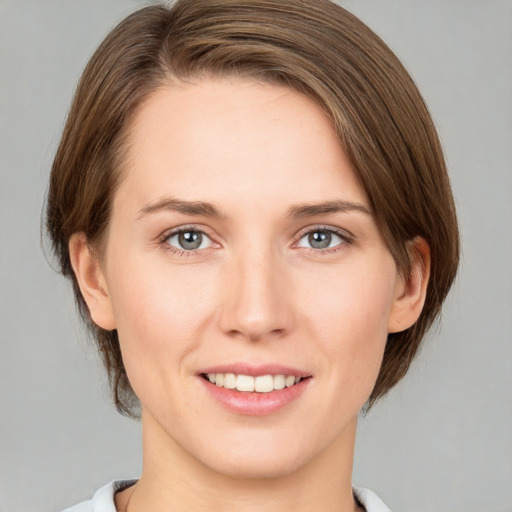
xmin=179 ymin=231 xmax=202 ymax=250
xmin=309 ymin=231 xmax=331 ymax=249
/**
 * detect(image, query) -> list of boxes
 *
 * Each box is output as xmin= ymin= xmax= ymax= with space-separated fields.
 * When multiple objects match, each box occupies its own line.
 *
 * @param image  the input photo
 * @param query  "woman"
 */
xmin=47 ymin=1 xmax=459 ymax=510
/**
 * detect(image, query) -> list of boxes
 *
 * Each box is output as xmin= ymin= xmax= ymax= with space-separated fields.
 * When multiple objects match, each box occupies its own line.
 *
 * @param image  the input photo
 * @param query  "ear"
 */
xmin=388 ymin=237 xmax=431 ymax=333
xmin=69 ymin=233 xmax=116 ymax=331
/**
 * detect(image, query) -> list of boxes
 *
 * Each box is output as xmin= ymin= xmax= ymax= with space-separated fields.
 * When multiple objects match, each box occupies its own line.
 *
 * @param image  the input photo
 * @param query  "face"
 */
xmin=87 ymin=77 xmax=409 ymax=478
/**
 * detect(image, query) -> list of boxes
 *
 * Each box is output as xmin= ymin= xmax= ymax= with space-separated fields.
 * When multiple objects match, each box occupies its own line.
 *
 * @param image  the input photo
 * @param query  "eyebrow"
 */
xmin=138 ymin=197 xmax=224 ymax=219
xmin=287 ymin=200 xmax=371 ymax=218
xmin=138 ymin=197 xmax=371 ymax=220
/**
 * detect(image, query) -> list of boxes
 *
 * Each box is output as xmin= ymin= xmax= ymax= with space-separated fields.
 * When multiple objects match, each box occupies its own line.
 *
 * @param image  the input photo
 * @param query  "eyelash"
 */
xmin=294 ymin=225 xmax=354 ymax=255
xmin=158 ymin=225 xmax=354 ymax=257
xmin=158 ymin=225 xmax=217 ymax=258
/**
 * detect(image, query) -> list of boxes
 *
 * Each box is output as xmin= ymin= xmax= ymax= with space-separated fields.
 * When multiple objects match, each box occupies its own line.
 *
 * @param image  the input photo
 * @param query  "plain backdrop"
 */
xmin=1 ymin=1 xmax=511 ymax=511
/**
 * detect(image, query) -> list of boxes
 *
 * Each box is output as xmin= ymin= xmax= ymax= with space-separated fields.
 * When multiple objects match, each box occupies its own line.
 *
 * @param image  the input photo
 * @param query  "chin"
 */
xmin=205 ymin=452 xmax=307 ymax=480
xmin=187 ymin=429 xmax=316 ymax=480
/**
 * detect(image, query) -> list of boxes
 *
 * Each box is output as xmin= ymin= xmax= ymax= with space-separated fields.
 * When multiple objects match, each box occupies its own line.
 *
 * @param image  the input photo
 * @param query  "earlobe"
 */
xmin=388 ymin=237 xmax=431 ymax=333
xmin=68 ymin=233 xmax=116 ymax=331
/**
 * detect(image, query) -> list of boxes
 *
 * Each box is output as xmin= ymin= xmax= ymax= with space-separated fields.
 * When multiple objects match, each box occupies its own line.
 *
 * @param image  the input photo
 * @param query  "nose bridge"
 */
xmin=219 ymin=239 xmax=293 ymax=341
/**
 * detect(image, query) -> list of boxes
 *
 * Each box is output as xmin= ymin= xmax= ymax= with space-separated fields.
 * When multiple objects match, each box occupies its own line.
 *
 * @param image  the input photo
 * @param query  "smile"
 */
xmin=203 ymin=373 xmax=302 ymax=393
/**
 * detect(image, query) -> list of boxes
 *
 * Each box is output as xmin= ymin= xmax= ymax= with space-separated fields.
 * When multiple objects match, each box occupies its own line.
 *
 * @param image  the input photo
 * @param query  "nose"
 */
xmin=218 ymin=247 xmax=295 ymax=342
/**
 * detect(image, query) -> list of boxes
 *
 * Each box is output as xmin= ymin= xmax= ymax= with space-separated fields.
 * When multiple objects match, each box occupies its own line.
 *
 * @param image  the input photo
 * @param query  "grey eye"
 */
xmin=298 ymin=230 xmax=343 ymax=250
xmin=309 ymin=231 xmax=331 ymax=249
xmin=166 ymin=230 xmax=212 ymax=251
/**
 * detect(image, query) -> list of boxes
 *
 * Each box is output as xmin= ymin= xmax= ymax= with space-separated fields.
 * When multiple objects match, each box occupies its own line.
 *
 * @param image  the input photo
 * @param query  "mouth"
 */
xmin=200 ymin=372 xmax=307 ymax=393
xmin=197 ymin=364 xmax=312 ymax=414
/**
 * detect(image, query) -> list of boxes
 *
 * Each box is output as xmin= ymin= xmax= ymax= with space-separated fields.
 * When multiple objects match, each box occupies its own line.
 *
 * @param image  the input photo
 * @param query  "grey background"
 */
xmin=1 ymin=1 xmax=511 ymax=511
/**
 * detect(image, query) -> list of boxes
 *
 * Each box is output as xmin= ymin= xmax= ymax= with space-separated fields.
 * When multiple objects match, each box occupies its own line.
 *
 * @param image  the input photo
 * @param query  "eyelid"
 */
xmin=291 ymin=224 xmax=354 ymax=252
xmin=159 ymin=223 xmax=217 ymax=239
xmin=158 ymin=224 xmax=221 ymax=255
xmin=157 ymin=223 xmax=354 ymax=257
xmin=293 ymin=224 xmax=354 ymax=242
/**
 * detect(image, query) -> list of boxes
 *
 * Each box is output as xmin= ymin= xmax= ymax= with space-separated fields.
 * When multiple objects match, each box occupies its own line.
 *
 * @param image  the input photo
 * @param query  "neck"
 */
xmin=125 ymin=409 xmax=360 ymax=512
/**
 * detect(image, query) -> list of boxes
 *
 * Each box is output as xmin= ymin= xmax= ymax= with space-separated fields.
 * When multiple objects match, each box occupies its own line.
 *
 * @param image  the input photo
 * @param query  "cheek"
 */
xmin=299 ymin=258 xmax=395 ymax=339
xmin=296 ymin=259 xmax=395 ymax=393
xmin=105 ymin=256 xmax=219 ymax=389
xmin=109 ymin=249 xmax=215 ymax=328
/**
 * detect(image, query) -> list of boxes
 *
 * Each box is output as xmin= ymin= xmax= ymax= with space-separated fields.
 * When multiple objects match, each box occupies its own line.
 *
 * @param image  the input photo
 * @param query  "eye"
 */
xmin=297 ymin=229 xmax=346 ymax=250
xmin=165 ymin=229 xmax=212 ymax=251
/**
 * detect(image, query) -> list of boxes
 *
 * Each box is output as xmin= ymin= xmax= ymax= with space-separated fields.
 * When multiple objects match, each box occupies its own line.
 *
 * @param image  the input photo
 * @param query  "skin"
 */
xmin=70 ymin=77 xmax=429 ymax=512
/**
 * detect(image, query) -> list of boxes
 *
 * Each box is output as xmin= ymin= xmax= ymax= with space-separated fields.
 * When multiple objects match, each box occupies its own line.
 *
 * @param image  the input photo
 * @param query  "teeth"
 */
xmin=255 ymin=375 xmax=273 ymax=393
xmin=236 ymin=374 xmax=255 ymax=392
xmin=224 ymin=373 xmax=236 ymax=389
xmin=206 ymin=373 xmax=302 ymax=392
xmin=273 ymin=374 xmax=285 ymax=390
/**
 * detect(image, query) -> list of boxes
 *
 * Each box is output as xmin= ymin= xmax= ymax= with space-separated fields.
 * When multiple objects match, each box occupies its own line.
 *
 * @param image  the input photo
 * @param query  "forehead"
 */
xmin=117 ymin=77 xmax=367 ymax=212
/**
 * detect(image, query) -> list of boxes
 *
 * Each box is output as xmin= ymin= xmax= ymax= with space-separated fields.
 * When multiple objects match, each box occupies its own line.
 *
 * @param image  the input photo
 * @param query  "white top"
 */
xmin=61 ymin=480 xmax=391 ymax=512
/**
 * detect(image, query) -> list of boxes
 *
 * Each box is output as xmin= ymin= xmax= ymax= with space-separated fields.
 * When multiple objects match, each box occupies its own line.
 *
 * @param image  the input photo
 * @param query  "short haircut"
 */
xmin=46 ymin=0 xmax=460 ymax=416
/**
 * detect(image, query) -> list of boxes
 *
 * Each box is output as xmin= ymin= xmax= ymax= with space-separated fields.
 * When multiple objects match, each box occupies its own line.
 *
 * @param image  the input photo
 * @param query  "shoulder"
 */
xmin=60 ymin=480 xmax=137 ymax=512
xmin=353 ymin=487 xmax=392 ymax=512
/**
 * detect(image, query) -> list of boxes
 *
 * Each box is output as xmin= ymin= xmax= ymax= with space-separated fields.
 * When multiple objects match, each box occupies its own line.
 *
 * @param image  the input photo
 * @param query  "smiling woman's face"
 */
xmin=73 ymin=77 xmax=416 ymax=478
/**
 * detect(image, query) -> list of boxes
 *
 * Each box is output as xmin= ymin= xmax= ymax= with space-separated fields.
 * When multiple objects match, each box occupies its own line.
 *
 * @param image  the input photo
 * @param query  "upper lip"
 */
xmin=197 ymin=363 xmax=312 ymax=378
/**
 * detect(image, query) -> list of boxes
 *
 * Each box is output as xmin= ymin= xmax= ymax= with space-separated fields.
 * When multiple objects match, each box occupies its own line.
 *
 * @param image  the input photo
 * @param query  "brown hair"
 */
xmin=46 ymin=0 xmax=459 ymax=416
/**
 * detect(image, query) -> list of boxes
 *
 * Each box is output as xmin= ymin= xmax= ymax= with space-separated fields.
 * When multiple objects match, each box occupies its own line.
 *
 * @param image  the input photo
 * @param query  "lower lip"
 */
xmin=199 ymin=377 xmax=311 ymax=416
